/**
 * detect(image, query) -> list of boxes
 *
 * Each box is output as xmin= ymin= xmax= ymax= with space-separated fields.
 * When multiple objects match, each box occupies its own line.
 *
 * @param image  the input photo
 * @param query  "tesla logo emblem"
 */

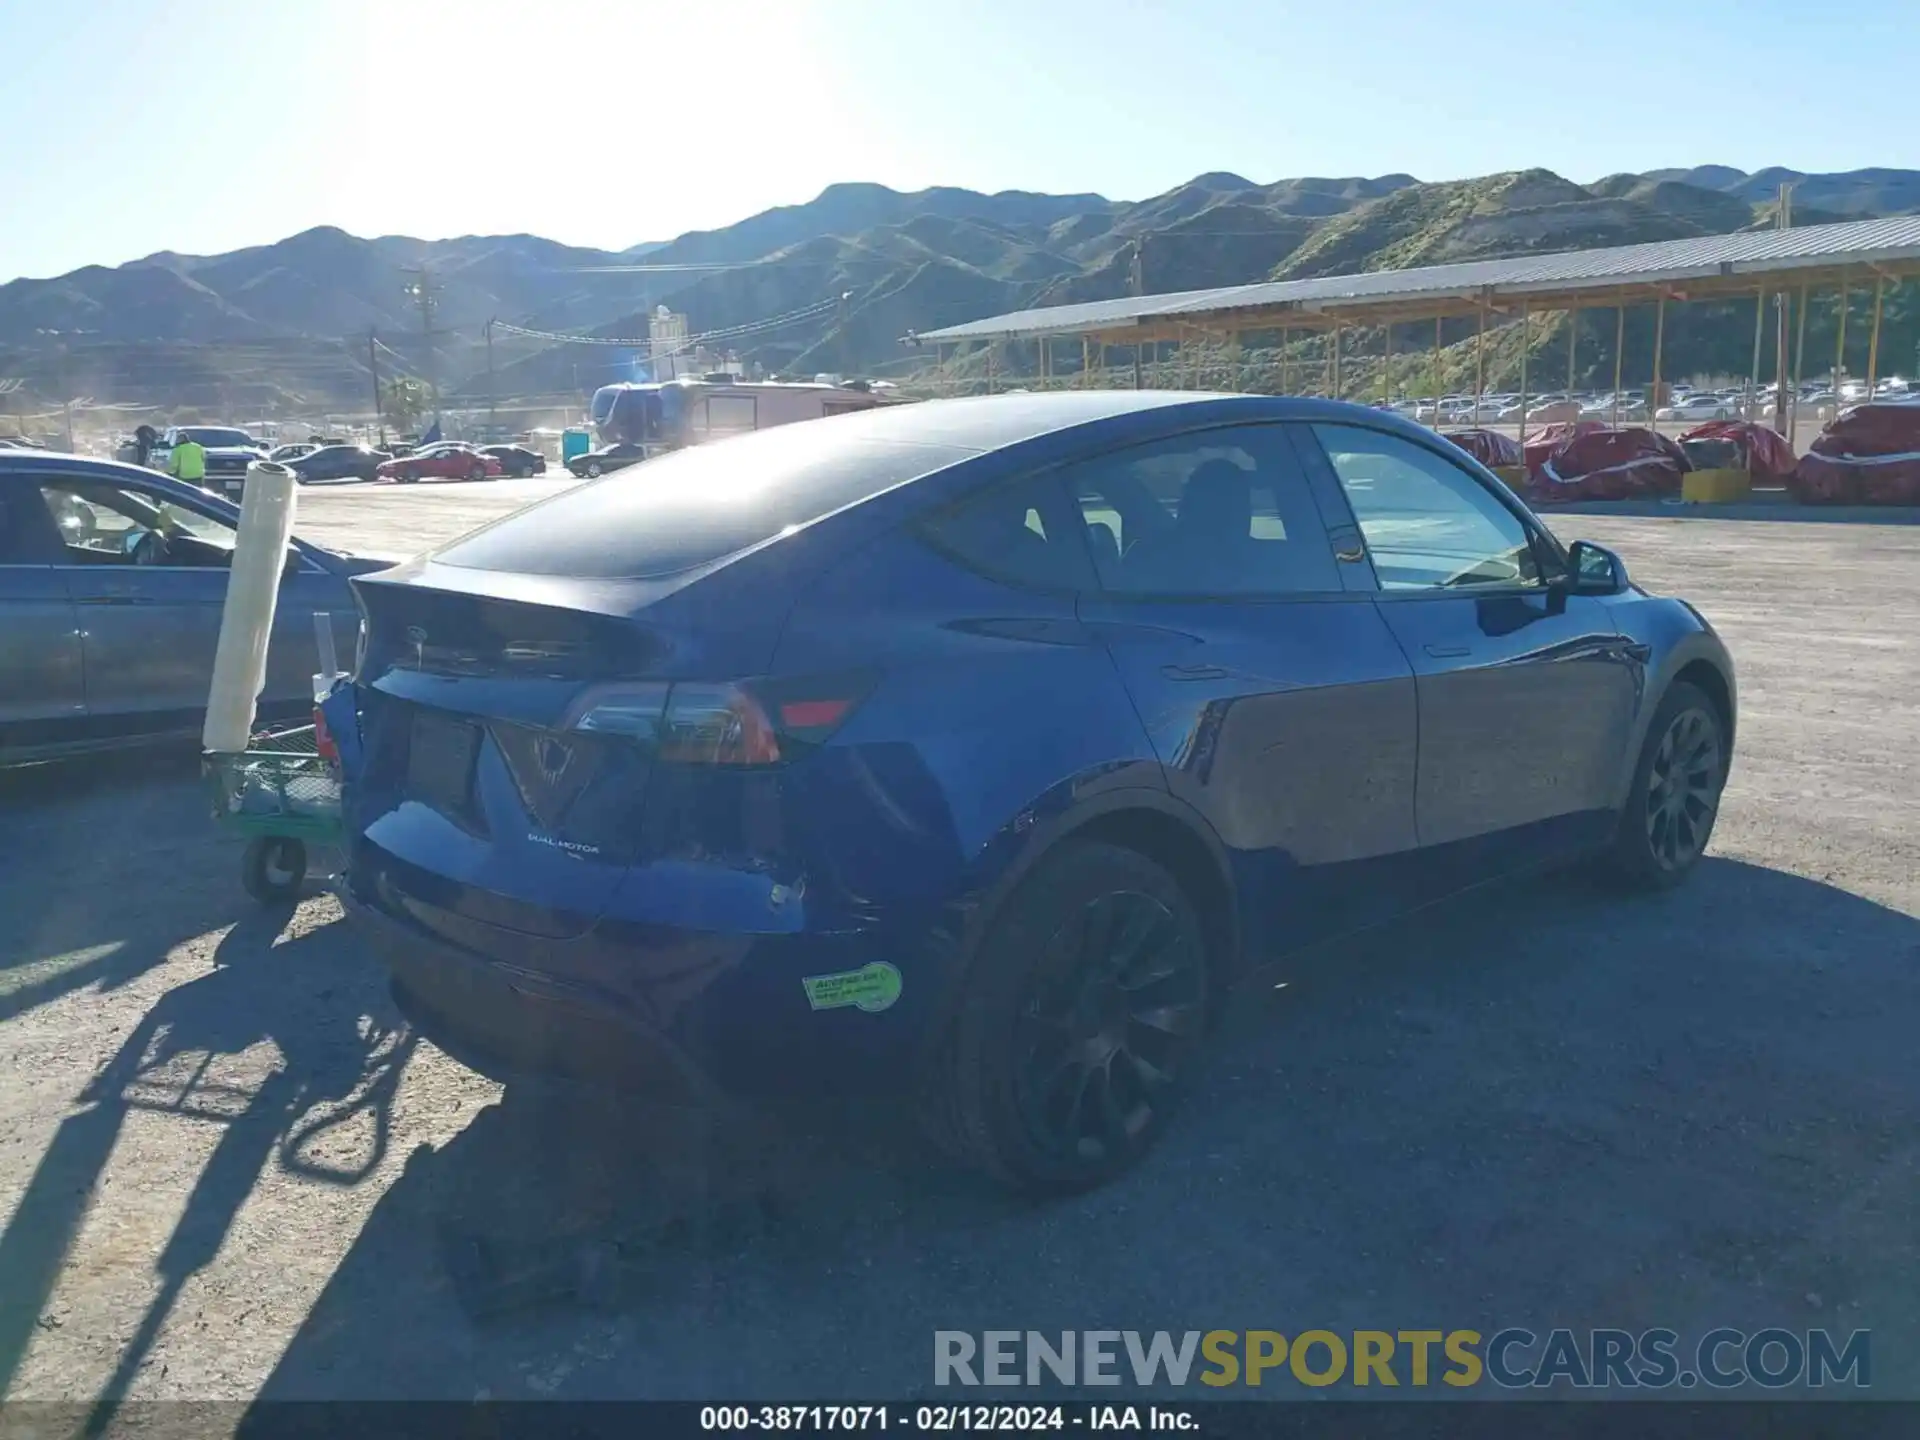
xmin=406 ymin=624 xmax=427 ymax=666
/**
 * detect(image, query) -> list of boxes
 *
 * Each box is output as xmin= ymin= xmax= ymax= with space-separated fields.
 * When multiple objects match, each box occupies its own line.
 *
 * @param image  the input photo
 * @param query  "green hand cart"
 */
xmin=203 ymin=723 xmax=344 ymax=903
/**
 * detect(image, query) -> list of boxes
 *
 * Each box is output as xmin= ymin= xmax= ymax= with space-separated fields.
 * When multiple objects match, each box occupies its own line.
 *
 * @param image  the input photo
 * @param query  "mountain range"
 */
xmin=3 ymin=165 xmax=1917 ymax=422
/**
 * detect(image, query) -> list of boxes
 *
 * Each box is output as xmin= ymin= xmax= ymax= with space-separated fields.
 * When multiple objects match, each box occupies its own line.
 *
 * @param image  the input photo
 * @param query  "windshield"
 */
xmin=436 ymin=426 xmax=969 ymax=578
xmin=175 ymin=427 xmax=256 ymax=448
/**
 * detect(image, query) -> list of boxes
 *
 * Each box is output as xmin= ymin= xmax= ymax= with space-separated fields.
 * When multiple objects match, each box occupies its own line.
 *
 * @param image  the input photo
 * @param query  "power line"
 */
xmin=491 ymin=296 xmax=841 ymax=350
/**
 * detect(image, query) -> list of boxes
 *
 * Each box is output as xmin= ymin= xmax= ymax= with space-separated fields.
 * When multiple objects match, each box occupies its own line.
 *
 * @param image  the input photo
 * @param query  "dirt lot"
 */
xmin=2 ymin=480 xmax=1917 ymax=1409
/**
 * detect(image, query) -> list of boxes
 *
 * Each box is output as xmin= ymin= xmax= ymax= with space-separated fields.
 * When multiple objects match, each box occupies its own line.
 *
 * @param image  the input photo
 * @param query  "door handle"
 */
xmin=76 ymin=592 xmax=154 ymax=606
xmin=1423 ymin=644 xmax=1472 ymax=658
xmin=1160 ymin=663 xmax=1232 ymax=680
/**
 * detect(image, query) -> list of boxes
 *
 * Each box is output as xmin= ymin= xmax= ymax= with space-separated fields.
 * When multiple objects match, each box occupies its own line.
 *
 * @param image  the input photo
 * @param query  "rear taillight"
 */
xmin=562 ymin=673 xmax=873 ymax=766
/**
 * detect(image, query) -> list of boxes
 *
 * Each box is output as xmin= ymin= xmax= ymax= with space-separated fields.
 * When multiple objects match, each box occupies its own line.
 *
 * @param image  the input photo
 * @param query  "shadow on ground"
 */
xmin=241 ymin=857 xmax=1920 ymax=1402
xmin=0 ymin=755 xmax=407 ymax=1414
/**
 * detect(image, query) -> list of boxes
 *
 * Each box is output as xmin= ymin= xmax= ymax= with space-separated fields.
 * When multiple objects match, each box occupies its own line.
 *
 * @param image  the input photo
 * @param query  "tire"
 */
xmin=928 ymin=840 xmax=1211 ymax=1194
xmin=242 ymin=835 xmax=307 ymax=904
xmin=585 ymin=460 xmax=602 ymax=477
xmin=1605 ymin=680 xmax=1727 ymax=890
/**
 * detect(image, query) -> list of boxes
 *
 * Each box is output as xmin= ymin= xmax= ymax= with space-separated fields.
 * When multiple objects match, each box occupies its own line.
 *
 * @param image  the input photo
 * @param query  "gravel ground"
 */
xmin=1 ymin=483 xmax=1916 ymax=1412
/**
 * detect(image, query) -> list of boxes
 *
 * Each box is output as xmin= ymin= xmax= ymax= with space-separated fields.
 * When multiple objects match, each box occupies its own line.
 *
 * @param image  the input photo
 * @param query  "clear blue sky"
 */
xmin=6 ymin=0 xmax=1916 ymax=283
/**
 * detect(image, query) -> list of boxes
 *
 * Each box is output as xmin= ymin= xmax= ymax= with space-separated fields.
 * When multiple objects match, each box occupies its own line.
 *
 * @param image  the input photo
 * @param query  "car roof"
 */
xmin=743 ymin=390 xmax=1439 ymax=456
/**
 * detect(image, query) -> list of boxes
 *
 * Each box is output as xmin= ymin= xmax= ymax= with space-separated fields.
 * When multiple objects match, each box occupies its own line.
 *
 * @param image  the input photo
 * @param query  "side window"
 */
xmin=1311 ymin=424 xmax=1543 ymax=591
xmin=1062 ymin=425 xmax=1339 ymax=597
xmin=916 ymin=470 xmax=1095 ymax=593
xmin=38 ymin=480 xmax=238 ymax=567
xmin=704 ymin=394 xmax=757 ymax=436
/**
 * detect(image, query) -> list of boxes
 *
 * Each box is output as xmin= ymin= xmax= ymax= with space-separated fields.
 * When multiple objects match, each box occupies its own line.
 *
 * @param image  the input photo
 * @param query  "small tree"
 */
xmin=382 ymin=376 xmax=431 ymax=434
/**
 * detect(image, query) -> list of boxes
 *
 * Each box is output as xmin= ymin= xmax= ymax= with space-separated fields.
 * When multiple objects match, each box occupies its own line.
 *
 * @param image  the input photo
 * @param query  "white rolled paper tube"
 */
xmin=202 ymin=460 xmax=299 ymax=753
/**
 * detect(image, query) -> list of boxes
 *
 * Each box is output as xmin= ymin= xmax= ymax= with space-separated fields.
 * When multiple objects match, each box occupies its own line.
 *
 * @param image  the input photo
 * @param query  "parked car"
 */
xmin=565 ymin=441 xmax=647 ymax=477
xmin=290 ymin=444 xmax=391 ymax=484
xmin=376 ymin=443 xmax=501 ymax=483
xmin=0 ymin=452 xmax=390 ymax=764
xmin=268 ymin=443 xmax=320 ymax=463
xmin=1656 ymin=394 xmax=1737 ymax=422
xmin=479 ymin=444 xmax=548 ymax=477
xmin=342 ymin=392 xmax=1737 ymax=1194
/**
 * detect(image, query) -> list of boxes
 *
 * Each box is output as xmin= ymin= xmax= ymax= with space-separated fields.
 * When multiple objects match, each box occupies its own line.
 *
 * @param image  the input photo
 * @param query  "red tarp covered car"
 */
xmin=1523 ymin=420 xmax=1609 ymax=479
xmin=1789 ymin=403 xmax=1920 ymax=505
xmin=1528 ymin=426 xmax=1691 ymax=503
xmin=1441 ymin=428 xmax=1522 ymax=468
xmin=1680 ymin=420 xmax=1797 ymax=481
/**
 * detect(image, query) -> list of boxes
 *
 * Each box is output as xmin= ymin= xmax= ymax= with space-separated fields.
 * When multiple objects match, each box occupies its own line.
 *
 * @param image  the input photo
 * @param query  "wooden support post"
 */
xmin=1038 ymin=337 xmax=1049 ymax=387
xmin=1332 ymin=325 xmax=1343 ymax=397
xmin=1792 ymin=283 xmax=1809 ymax=438
xmin=1612 ymin=302 xmax=1625 ymax=426
xmin=1834 ymin=278 xmax=1850 ymax=400
xmin=1567 ymin=306 xmax=1579 ymax=396
xmin=1749 ymin=289 xmax=1766 ymax=419
xmin=1081 ymin=337 xmax=1091 ymax=390
xmin=1226 ymin=330 xmax=1242 ymax=393
xmin=1381 ymin=321 xmax=1393 ymax=407
xmin=1432 ymin=314 xmax=1443 ymax=427
xmin=1774 ymin=288 xmax=1792 ymax=434
xmin=1867 ymin=276 xmax=1885 ymax=392
xmin=1649 ymin=296 xmax=1666 ymax=433
xmin=986 ymin=339 xmax=998 ymax=395
xmin=1280 ymin=327 xmax=1292 ymax=395
xmin=1473 ymin=306 xmax=1486 ymax=424
xmin=1517 ymin=300 xmax=1530 ymax=450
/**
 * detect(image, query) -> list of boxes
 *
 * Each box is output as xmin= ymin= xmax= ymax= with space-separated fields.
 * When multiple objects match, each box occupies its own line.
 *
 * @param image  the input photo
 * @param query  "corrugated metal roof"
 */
xmin=916 ymin=214 xmax=1920 ymax=342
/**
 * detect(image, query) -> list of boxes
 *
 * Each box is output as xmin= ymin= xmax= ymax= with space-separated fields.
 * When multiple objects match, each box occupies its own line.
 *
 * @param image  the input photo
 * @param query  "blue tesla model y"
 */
xmin=343 ymin=392 xmax=1735 ymax=1192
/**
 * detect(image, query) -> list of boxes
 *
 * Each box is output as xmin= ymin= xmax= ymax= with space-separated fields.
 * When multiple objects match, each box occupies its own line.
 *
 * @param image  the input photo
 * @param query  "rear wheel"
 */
xmin=585 ymin=460 xmax=603 ymax=477
xmin=930 ymin=841 xmax=1210 ymax=1194
xmin=1607 ymin=680 xmax=1727 ymax=890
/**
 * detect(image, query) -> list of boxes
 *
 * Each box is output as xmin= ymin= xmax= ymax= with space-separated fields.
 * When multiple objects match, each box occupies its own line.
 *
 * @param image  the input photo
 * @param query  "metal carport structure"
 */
xmin=909 ymin=214 xmax=1920 ymax=440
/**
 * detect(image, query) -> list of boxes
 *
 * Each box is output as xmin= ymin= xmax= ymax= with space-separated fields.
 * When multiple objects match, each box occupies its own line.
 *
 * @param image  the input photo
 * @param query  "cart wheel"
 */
xmin=243 ymin=836 xmax=308 ymax=903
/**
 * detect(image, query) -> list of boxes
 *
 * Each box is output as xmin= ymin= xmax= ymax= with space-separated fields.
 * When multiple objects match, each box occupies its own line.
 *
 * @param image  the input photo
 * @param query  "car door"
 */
xmin=41 ymin=473 xmax=351 ymax=737
xmin=1299 ymin=421 xmax=1643 ymax=876
xmin=0 ymin=479 xmax=86 ymax=749
xmin=1062 ymin=423 xmax=1422 ymax=956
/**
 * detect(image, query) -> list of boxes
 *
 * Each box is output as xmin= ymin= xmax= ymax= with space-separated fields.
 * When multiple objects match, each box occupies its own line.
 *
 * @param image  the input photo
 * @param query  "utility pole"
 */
xmin=369 ymin=329 xmax=384 ymax=443
xmin=401 ymin=266 xmax=440 ymax=419
xmin=1773 ymin=183 xmax=1794 ymax=433
xmin=56 ymin=339 xmax=73 ymax=453
xmin=485 ymin=318 xmax=496 ymax=434
xmin=837 ymin=291 xmax=852 ymax=381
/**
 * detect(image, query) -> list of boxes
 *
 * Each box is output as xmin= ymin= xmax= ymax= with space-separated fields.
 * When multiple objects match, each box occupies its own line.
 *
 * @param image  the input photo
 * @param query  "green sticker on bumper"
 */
xmin=802 ymin=961 xmax=902 ymax=1014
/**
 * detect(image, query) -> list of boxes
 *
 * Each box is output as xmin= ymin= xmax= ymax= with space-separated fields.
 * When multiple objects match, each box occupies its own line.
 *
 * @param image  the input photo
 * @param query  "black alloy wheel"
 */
xmin=1609 ymin=679 xmax=1726 ymax=888
xmin=1644 ymin=704 xmax=1721 ymax=871
xmin=1014 ymin=888 xmax=1206 ymax=1168
xmin=932 ymin=841 xmax=1209 ymax=1193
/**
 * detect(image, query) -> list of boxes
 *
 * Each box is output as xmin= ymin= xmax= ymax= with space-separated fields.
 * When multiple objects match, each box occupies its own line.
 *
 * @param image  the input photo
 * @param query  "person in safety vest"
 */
xmin=168 ymin=433 xmax=207 ymax=483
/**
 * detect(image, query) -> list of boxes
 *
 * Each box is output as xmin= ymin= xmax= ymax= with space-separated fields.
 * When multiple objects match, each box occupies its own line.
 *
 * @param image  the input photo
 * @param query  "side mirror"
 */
xmin=1566 ymin=539 xmax=1628 ymax=595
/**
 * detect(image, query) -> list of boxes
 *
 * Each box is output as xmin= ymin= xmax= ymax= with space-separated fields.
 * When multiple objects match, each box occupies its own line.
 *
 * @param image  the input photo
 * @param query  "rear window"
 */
xmin=433 ymin=426 xmax=971 ymax=579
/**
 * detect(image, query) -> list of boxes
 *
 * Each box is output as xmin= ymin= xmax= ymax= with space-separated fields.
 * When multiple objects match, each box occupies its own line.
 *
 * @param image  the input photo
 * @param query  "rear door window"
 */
xmin=1060 ymin=425 xmax=1341 ymax=597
